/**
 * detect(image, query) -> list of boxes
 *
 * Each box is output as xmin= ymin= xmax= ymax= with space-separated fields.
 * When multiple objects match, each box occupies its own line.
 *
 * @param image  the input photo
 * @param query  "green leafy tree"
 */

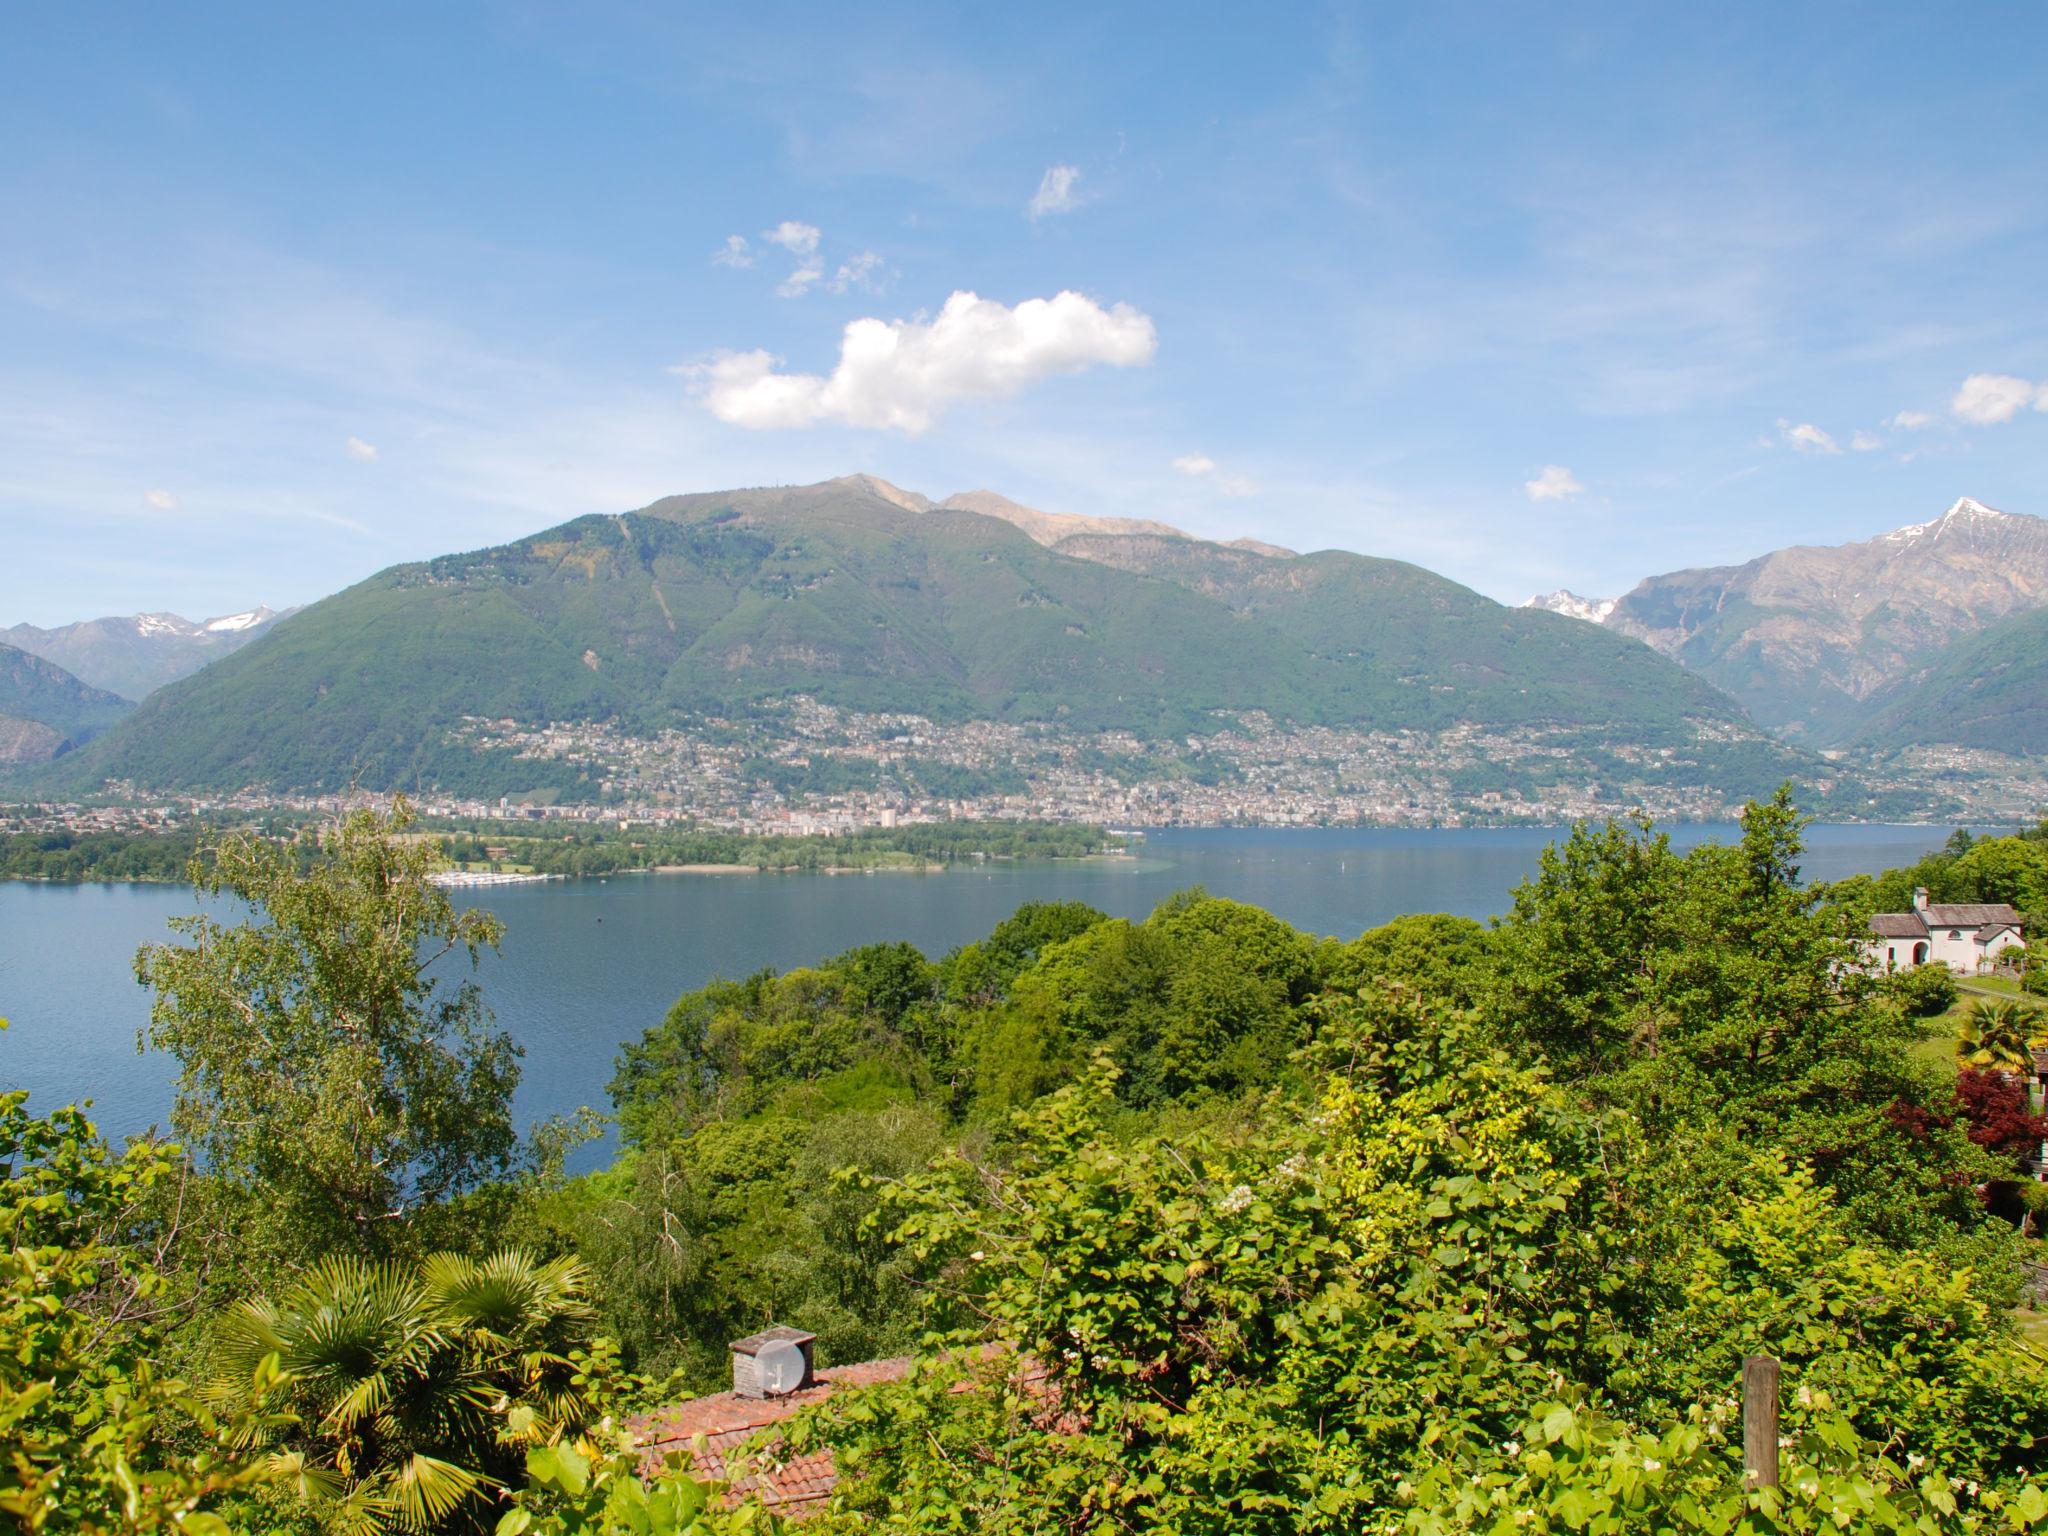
xmin=135 ymin=800 xmax=521 ymax=1272
xmin=0 ymin=1065 xmax=283 ymax=1534
xmin=1486 ymin=787 xmax=1989 ymax=1247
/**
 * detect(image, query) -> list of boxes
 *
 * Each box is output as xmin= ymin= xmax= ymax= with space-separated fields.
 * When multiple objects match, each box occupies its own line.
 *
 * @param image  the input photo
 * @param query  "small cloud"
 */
xmin=1777 ymin=419 xmax=1840 ymax=454
xmin=684 ymin=289 xmax=1157 ymax=434
xmin=711 ymin=234 xmax=754 ymax=269
xmin=763 ymin=221 xmax=824 ymax=297
xmin=1887 ymin=409 xmax=1935 ymax=430
xmin=1951 ymin=372 xmax=2047 ymax=425
xmin=143 ymin=488 xmax=178 ymax=510
xmin=1173 ymin=452 xmax=1255 ymax=496
xmin=1524 ymin=464 xmax=1584 ymax=502
xmin=1850 ymin=430 xmax=1882 ymax=452
xmin=827 ymin=251 xmax=888 ymax=296
xmin=1028 ymin=164 xmax=1083 ymax=219
xmin=345 ymin=436 xmax=378 ymax=461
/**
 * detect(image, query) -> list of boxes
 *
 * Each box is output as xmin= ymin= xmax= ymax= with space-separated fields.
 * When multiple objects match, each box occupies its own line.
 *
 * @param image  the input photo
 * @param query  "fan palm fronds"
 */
xmin=1957 ymin=997 xmax=2047 ymax=1073
xmin=210 ymin=1248 xmax=597 ymax=1534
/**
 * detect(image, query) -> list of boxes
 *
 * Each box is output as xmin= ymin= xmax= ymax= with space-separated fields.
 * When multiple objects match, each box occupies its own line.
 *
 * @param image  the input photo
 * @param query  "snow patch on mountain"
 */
xmin=1523 ymin=590 xmax=1617 ymax=625
xmin=205 ymin=607 xmax=274 ymax=633
xmin=1881 ymin=496 xmax=2011 ymax=543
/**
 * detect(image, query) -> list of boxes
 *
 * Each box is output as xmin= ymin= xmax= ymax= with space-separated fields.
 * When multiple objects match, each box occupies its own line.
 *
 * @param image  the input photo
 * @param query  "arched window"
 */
xmin=1949 ymin=929 xmax=1963 ymax=940
xmin=1912 ymin=941 xmax=1930 ymax=966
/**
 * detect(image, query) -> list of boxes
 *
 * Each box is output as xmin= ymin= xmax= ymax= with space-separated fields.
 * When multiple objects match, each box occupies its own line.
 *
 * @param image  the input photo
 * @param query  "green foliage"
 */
xmin=1959 ymin=999 xmax=2048 ymax=1073
xmin=209 ymin=1248 xmax=600 ymax=1535
xmin=134 ymin=800 xmax=524 ymax=1275
xmin=1888 ymin=959 xmax=1960 ymax=1017
xmin=1485 ymin=786 xmax=1992 ymax=1247
xmin=547 ymin=1104 xmax=945 ymax=1389
xmin=1406 ymin=1394 xmax=2048 ymax=1536
xmin=0 ymin=1075 xmax=281 ymax=1533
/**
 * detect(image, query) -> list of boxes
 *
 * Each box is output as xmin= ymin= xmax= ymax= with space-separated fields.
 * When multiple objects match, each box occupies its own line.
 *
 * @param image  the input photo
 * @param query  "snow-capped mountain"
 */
xmin=1 ymin=605 xmax=295 ymax=701
xmin=1523 ymin=589 xmax=1618 ymax=625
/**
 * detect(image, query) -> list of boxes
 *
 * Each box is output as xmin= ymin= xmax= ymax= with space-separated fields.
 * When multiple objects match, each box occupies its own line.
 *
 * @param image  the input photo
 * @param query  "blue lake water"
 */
xmin=0 ymin=823 xmax=1953 ymax=1165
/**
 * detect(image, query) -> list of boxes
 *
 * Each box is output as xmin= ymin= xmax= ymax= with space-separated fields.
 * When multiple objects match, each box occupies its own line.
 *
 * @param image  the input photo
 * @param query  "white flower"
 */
xmin=1907 ymin=1453 xmax=1926 ymax=1470
xmin=1218 ymin=1183 xmax=1253 ymax=1214
xmin=970 ymin=1250 xmax=985 ymax=1261
xmin=1502 ymin=1441 xmax=1521 ymax=1458
xmin=1643 ymin=1458 xmax=1662 ymax=1472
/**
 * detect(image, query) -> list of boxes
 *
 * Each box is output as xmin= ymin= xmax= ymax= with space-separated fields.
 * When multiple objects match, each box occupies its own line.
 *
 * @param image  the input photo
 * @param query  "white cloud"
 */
xmin=1028 ymin=164 xmax=1082 ymax=219
xmin=1887 ymin=409 xmax=1935 ymax=430
xmin=143 ymin=488 xmax=177 ymax=510
xmin=711 ymin=234 xmax=753 ymax=269
xmin=1172 ymin=452 xmax=1256 ymax=496
xmin=763 ymin=221 xmax=824 ymax=297
xmin=1777 ymin=419 xmax=1840 ymax=454
xmin=828 ymin=251 xmax=888 ymax=295
xmin=1952 ymin=372 xmax=2047 ymax=425
xmin=1850 ymin=430 xmax=1882 ymax=452
xmin=345 ymin=435 xmax=378 ymax=460
xmin=1524 ymin=464 xmax=1583 ymax=501
xmin=687 ymin=289 xmax=1158 ymax=434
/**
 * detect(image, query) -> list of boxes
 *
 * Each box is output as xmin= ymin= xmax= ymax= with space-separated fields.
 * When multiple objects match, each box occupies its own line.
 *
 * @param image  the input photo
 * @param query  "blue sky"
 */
xmin=4 ymin=2 xmax=2046 ymax=626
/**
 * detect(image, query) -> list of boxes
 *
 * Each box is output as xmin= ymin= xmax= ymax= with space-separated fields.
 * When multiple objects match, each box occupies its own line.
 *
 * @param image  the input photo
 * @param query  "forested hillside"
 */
xmin=13 ymin=793 xmax=2048 ymax=1532
xmin=56 ymin=476 xmax=1790 ymax=798
xmin=0 ymin=640 xmax=133 ymax=762
xmin=1852 ymin=603 xmax=2048 ymax=755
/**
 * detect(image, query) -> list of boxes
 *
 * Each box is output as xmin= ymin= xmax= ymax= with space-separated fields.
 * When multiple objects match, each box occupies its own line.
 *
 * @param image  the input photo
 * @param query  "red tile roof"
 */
xmin=630 ymin=1358 xmax=913 ymax=1518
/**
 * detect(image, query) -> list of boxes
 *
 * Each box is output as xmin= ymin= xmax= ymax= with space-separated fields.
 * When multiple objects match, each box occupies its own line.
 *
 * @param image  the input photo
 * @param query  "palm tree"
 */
xmin=1956 ymin=997 xmax=2047 ymax=1074
xmin=210 ymin=1248 xmax=597 ymax=1534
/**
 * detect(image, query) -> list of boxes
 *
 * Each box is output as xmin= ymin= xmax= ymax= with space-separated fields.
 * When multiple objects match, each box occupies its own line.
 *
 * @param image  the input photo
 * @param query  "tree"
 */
xmin=0 ymin=1065 xmax=282 ymax=1533
xmin=134 ymin=800 xmax=521 ymax=1272
xmin=208 ymin=1249 xmax=597 ymax=1535
xmin=1958 ymin=998 xmax=2045 ymax=1075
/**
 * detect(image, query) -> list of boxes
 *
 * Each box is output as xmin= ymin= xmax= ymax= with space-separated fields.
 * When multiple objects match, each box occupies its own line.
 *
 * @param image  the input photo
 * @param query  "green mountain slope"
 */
xmin=0 ymin=643 xmax=133 ymax=762
xmin=57 ymin=477 xmax=1790 ymax=797
xmin=1849 ymin=603 xmax=2048 ymax=755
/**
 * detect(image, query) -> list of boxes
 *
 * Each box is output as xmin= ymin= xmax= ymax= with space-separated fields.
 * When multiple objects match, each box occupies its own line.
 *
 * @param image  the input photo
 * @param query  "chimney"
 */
xmin=730 ymin=1326 xmax=816 ymax=1399
xmin=1913 ymin=887 xmax=1930 ymax=912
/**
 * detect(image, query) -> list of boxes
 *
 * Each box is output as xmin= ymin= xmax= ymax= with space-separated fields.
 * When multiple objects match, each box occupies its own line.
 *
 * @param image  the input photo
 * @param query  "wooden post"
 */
xmin=1742 ymin=1355 xmax=1780 ymax=1490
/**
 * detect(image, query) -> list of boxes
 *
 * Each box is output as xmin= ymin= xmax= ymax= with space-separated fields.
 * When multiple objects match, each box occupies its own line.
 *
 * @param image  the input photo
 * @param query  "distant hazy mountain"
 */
xmin=58 ymin=475 xmax=1775 ymax=797
xmin=1521 ymin=497 xmax=2048 ymax=745
xmin=0 ymin=642 xmax=134 ymax=763
xmin=2 ymin=605 xmax=293 ymax=700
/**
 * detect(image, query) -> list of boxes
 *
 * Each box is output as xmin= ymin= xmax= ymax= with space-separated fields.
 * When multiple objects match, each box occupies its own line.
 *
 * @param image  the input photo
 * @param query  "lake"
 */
xmin=0 ymin=822 xmax=1952 ymax=1164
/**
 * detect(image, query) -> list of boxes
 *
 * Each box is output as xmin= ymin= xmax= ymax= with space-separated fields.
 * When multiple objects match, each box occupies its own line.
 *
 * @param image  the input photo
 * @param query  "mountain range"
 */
xmin=47 ymin=475 xmax=1798 ymax=799
xmin=1527 ymin=496 xmax=2048 ymax=749
xmin=2 ymin=606 xmax=292 ymax=701
xmin=5 ymin=480 xmax=2039 ymax=807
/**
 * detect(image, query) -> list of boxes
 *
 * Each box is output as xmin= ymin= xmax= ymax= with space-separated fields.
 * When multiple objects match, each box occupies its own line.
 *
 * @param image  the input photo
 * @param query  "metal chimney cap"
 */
xmin=730 ymin=1325 xmax=817 ymax=1356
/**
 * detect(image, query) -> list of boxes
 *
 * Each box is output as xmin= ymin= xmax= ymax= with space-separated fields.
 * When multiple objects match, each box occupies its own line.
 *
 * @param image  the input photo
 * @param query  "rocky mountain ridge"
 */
xmin=1520 ymin=497 xmax=2048 ymax=744
xmin=3 ymin=605 xmax=294 ymax=700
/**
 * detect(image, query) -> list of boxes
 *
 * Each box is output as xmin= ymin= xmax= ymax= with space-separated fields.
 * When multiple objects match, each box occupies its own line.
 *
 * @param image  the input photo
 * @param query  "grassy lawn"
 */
xmin=1961 ymin=975 xmax=2026 ymax=999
